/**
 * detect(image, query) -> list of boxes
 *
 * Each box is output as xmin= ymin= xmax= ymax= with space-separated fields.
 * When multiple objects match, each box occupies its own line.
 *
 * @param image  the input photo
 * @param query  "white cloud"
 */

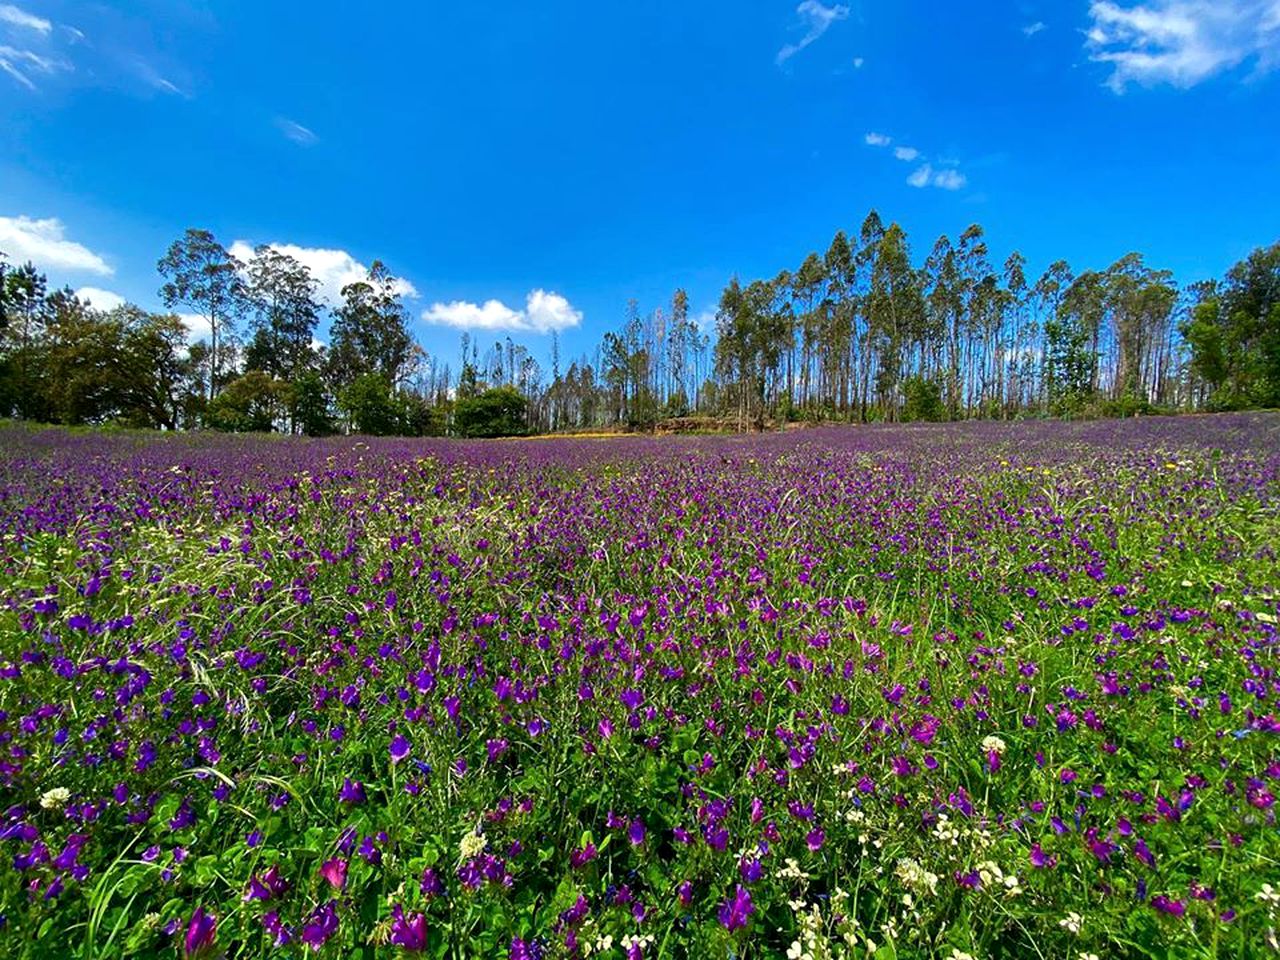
xmin=907 ymin=164 xmax=933 ymax=188
xmin=777 ymin=1 xmax=851 ymax=65
xmin=894 ymin=146 xmax=920 ymax=161
xmin=228 ymin=240 xmax=418 ymax=306
xmin=906 ymin=164 xmax=968 ymax=190
xmin=1086 ymin=0 xmax=1280 ymax=91
xmin=1023 ymin=21 xmax=1047 ymax=37
xmin=422 ymin=289 xmax=583 ymax=334
xmin=276 ymin=118 xmax=318 ymax=146
xmin=931 ymin=168 xmax=968 ymax=190
xmin=852 ymin=56 xmax=865 ymax=68
xmin=178 ymin=312 xmax=211 ymax=343
xmin=0 ymin=4 xmax=50 ymax=34
xmin=0 ymin=216 xmax=113 ymax=275
xmin=75 ymin=287 xmax=126 ymax=310
xmin=864 ymin=131 xmax=892 ymax=147
xmin=693 ymin=308 xmax=718 ymax=333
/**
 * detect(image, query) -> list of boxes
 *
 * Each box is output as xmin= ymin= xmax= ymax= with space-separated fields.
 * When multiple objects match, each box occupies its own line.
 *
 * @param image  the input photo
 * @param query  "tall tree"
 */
xmin=0 ymin=261 xmax=49 ymax=418
xmin=328 ymin=261 xmax=418 ymax=390
xmin=157 ymin=229 xmax=247 ymax=402
xmin=244 ymin=245 xmax=321 ymax=384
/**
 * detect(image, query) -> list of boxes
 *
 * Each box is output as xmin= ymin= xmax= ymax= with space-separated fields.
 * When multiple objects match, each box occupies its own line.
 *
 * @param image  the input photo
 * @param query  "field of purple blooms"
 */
xmin=0 ymin=415 xmax=1278 ymax=959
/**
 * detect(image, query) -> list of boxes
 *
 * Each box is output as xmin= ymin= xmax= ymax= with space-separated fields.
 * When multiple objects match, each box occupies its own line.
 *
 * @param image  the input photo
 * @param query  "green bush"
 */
xmin=453 ymin=385 xmax=528 ymax=438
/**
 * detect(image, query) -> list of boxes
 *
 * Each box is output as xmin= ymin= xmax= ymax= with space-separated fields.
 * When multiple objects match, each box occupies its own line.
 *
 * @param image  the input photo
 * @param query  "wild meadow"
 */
xmin=0 ymin=414 xmax=1277 ymax=960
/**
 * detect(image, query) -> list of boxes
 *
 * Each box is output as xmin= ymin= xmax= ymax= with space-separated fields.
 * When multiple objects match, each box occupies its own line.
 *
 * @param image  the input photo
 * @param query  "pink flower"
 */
xmin=319 ymin=857 xmax=348 ymax=890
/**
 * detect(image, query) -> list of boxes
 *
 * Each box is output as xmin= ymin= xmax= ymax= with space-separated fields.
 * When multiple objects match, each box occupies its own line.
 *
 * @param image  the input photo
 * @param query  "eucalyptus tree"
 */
xmin=328 ymin=261 xmax=418 ymax=391
xmin=856 ymin=211 xmax=886 ymax=420
xmin=244 ymin=245 xmax=321 ymax=383
xmin=823 ymin=231 xmax=856 ymax=413
xmin=158 ymin=229 xmax=247 ymax=402
xmin=1032 ymin=261 xmax=1074 ymax=410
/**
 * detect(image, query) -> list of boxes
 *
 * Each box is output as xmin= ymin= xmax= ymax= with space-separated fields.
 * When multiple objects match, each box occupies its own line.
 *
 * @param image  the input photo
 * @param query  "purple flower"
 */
xmin=570 ymin=842 xmax=597 ymax=869
xmin=300 ymin=900 xmax=340 ymax=949
xmin=339 ymin=778 xmax=366 ymax=805
xmin=628 ymin=818 xmax=646 ymax=846
xmin=389 ymin=906 xmax=428 ymax=951
xmin=1029 ymin=843 xmax=1056 ymax=869
xmin=243 ymin=864 xmax=289 ymax=902
xmin=358 ymin=834 xmax=381 ymax=865
xmin=390 ymin=735 xmax=411 ymax=763
xmin=718 ymin=885 xmax=753 ymax=932
xmin=420 ymin=867 xmax=443 ymax=897
xmin=183 ymin=907 xmax=217 ymax=959
xmin=262 ymin=911 xmax=292 ymax=947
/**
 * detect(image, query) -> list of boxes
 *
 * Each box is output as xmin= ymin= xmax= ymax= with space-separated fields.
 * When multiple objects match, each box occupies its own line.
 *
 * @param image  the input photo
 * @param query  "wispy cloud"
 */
xmin=852 ymin=56 xmax=865 ymax=68
xmin=0 ymin=215 xmax=113 ymax=275
xmin=864 ymin=131 xmax=892 ymax=147
xmin=423 ymin=289 xmax=583 ymax=334
xmin=893 ymin=146 xmax=920 ymax=161
xmin=0 ymin=4 xmax=50 ymax=34
xmin=0 ymin=6 xmax=197 ymax=98
xmin=0 ymin=44 xmax=68 ymax=89
xmin=777 ymin=1 xmax=851 ymax=65
xmin=132 ymin=57 xmax=184 ymax=96
xmin=1086 ymin=0 xmax=1280 ymax=92
xmin=276 ymin=118 xmax=318 ymax=146
xmin=906 ymin=164 xmax=967 ymax=191
xmin=1022 ymin=21 xmax=1047 ymax=37
xmin=228 ymin=240 xmax=418 ymax=306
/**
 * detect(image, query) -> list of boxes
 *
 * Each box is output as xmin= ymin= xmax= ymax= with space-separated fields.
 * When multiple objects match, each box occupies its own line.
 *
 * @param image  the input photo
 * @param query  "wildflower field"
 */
xmin=1 ymin=415 xmax=1278 ymax=960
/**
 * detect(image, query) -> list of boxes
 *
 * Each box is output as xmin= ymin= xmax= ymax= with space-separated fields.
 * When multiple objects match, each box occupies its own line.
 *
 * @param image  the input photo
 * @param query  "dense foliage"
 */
xmin=1 ymin=225 xmax=1276 ymax=437
xmin=0 ymin=415 xmax=1277 ymax=958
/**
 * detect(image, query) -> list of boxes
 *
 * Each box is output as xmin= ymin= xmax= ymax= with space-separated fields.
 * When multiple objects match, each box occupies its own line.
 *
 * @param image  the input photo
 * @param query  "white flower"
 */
xmin=1059 ymin=911 xmax=1083 ymax=935
xmin=458 ymin=829 xmax=487 ymax=859
xmin=981 ymin=735 xmax=1007 ymax=755
xmin=895 ymin=857 xmax=939 ymax=895
xmin=39 ymin=787 xmax=70 ymax=810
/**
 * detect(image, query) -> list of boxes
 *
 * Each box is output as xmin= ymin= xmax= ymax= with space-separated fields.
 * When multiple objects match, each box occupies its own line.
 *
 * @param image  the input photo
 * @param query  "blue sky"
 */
xmin=2 ymin=0 xmax=1278 ymax=366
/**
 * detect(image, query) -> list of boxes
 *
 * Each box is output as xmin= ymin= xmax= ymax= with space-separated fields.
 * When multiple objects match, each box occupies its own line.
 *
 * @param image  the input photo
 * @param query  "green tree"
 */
xmin=328 ymin=262 xmax=419 ymax=390
xmin=157 ymin=229 xmax=247 ymax=401
xmin=338 ymin=373 xmax=401 ymax=436
xmin=454 ymin=386 xmax=528 ymax=438
xmin=288 ymin=371 xmax=335 ymax=437
xmin=901 ymin=374 xmax=945 ymax=422
xmin=1182 ymin=242 xmax=1280 ymax=408
xmin=243 ymin=245 xmax=321 ymax=383
xmin=1 ymin=261 xmax=50 ymax=419
xmin=205 ymin=370 xmax=286 ymax=432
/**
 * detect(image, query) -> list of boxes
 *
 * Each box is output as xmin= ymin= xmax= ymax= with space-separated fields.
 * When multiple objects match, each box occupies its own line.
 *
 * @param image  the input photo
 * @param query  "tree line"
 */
xmin=0 ymin=216 xmax=1276 ymax=436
